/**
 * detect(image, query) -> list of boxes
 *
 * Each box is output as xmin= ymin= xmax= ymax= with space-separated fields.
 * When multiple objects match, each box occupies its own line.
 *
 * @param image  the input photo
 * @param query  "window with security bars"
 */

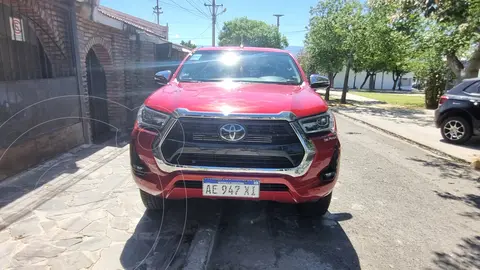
xmin=0 ymin=1 xmax=76 ymax=82
xmin=0 ymin=3 xmax=54 ymax=81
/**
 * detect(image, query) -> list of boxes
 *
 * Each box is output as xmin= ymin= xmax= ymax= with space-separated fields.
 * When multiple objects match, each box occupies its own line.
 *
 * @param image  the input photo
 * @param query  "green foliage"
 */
xmin=352 ymin=5 xmax=398 ymax=89
xmin=180 ymin=40 xmax=197 ymax=49
xmin=370 ymin=0 xmax=479 ymax=104
xmin=384 ymin=30 xmax=415 ymax=89
xmin=305 ymin=0 xmax=363 ymax=101
xmin=297 ymin=50 xmax=316 ymax=76
xmin=408 ymin=18 xmax=450 ymax=108
xmin=301 ymin=0 xmax=478 ymax=106
xmin=374 ymin=0 xmax=479 ymax=71
xmin=218 ymin=17 xmax=288 ymax=48
xmin=305 ymin=0 xmax=362 ymax=75
xmin=352 ymin=11 xmax=388 ymax=74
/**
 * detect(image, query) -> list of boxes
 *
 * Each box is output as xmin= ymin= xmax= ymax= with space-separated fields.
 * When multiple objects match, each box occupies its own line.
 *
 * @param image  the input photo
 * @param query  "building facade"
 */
xmin=0 ymin=0 xmax=190 ymax=180
xmin=331 ymin=67 xmax=414 ymax=91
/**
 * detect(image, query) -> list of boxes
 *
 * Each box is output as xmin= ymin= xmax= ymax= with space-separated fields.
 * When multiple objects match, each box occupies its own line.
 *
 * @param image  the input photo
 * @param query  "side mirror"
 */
xmin=310 ymin=74 xmax=330 ymax=88
xmin=154 ymin=70 xmax=172 ymax=85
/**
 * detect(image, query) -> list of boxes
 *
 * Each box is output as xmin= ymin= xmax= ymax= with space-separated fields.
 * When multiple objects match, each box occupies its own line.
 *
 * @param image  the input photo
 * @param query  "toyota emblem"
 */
xmin=219 ymin=124 xmax=246 ymax=142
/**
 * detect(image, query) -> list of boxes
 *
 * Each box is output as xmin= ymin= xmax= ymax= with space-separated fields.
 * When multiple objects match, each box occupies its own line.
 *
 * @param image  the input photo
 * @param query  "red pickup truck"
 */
xmin=130 ymin=47 xmax=340 ymax=216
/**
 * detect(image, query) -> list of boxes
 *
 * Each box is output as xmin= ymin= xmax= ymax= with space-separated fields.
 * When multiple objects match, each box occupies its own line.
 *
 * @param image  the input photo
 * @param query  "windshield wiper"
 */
xmin=279 ymin=80 xmax=301 ymax=85
xmin=178 ymin=79 xmax=202 ymax=83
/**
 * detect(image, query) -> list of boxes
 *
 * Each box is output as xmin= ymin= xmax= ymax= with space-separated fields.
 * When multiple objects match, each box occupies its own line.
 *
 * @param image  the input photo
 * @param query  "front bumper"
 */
xmin=131 ymin=129 xmax=340 ymax=203
xmin=131 ymin=109 xmax=340 ymax=203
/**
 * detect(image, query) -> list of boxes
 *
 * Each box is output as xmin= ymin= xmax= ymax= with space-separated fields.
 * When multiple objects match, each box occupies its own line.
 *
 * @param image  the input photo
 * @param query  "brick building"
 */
xmin=0 ymin=0 xmax=191 ymax=180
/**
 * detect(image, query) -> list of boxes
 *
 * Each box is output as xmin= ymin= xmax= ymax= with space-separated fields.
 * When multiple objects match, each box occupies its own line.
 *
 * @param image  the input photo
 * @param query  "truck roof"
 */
xmin=195 ymin=46 xmax=289 ymax=53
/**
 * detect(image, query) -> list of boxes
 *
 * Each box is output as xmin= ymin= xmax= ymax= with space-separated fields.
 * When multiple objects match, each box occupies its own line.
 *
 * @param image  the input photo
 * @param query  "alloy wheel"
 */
xmin=443 ymin=120 xmax=465 ymax=141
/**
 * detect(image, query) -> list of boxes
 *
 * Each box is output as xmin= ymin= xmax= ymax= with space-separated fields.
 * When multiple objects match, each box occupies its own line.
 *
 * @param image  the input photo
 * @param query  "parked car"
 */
xmin=435 ymin=78 xmax=480 ymax=144
xmin=131 ymin=47 xmax=340 ymax=216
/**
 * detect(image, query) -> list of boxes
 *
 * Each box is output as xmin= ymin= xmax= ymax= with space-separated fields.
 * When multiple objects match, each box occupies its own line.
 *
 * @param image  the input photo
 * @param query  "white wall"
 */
xmin=327 ymin=67 xmax=414 ymax=90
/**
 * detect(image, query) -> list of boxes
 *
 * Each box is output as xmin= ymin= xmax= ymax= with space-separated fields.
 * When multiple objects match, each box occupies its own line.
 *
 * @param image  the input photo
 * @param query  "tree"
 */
xmin=297 ymin=49 xmax=316 ymax=77
xmin=218 ymin=17 xmax=288 ymax=48
xmin=353 ymin=5 xmax=392 ymax=90
xmin=180 ymin=40 xmax=196 ymax=49
xmin=305 ymin=0 xmax=362 ymax=102
xmin=370 ymin=0 xmax=478 ymax=106
xmin=374 ymin=0 xmax=480 ymax=81
xmin=384 ymin=30 xmax=414 ymax=90
xmin=409 ymin=17 xmax=451 ymax=108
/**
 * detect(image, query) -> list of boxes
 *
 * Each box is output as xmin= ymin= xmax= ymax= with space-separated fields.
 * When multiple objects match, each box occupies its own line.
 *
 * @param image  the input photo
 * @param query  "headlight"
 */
xmin=137 ymin=105 xmax=170 ymax=131
xmin=298 ymin=110 xmax=335 ymax=134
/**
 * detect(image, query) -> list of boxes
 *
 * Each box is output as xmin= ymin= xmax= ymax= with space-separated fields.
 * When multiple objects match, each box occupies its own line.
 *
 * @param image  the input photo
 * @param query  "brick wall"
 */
xmin=0 ymin=0 xmax=169 ymax=180
xmin=75 ymin=7 xmax=129 ymax=135
xmin=125 ymin=39 xmax=159 ymax=125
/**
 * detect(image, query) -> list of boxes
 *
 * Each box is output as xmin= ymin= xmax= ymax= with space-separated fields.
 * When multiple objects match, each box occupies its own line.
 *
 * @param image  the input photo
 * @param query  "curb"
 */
xmin=183 ymin=208 xmax=222 ymax=270
xmin=332 ymin=109 xmax=471 ymax=165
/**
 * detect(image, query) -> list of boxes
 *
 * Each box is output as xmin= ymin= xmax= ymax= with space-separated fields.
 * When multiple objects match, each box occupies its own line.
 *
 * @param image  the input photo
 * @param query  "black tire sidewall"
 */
xmin=440 ymin=117 xmax=472 ymax=144
xmin=140 ymin=189 xmax=164 ymax=210
xmin=298 ymin=192 xmax=332 ymax=217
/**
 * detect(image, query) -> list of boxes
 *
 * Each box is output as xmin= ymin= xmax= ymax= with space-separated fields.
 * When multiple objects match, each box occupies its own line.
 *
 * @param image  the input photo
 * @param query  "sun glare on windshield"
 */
xmin=220 ymin=52 xmax=241 ymax=66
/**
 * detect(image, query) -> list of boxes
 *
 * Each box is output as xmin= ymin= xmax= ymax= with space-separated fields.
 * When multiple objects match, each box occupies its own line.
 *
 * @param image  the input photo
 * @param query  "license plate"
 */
xmin=202 ymin=178 xmax=260 ymax=198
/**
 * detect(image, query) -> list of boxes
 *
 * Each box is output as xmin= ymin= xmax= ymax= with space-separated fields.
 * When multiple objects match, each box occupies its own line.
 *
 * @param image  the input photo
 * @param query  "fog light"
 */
xmin=322 ymin=172 xmax=336 ymax=180
xmin=318 ymin=147 xmax=339 ymax=183
xmin=130 ymin=143 xmax=149 ymax=176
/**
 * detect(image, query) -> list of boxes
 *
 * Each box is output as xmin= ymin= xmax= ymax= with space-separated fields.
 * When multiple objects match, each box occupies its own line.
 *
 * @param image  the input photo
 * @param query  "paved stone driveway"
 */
xmin=0 ymin=142 xmax=208 ymax=270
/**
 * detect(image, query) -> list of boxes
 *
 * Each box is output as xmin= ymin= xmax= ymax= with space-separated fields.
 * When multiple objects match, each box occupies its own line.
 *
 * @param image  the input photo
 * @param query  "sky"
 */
xmin=101 ymin=0 xmax=318 ymax=47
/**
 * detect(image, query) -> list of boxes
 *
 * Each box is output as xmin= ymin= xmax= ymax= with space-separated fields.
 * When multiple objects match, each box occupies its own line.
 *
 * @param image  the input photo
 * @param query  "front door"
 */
xmin=86 ymin=49 xmax=111 ymax=143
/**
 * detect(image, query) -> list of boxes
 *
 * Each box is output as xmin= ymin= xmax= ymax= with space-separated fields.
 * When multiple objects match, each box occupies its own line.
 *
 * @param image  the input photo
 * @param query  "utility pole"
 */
xmin=273 ymin=14 xmax=284 ymax=29
xmin=205 ymin=0 xmax=225 ymax=46
xmin=153 ymin=0 xmax=163 ymax=24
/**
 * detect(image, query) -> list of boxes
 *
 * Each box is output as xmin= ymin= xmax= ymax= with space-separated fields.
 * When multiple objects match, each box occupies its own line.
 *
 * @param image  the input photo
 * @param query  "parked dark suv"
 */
xmin=435 ymin=78 xmax=480 ymax=144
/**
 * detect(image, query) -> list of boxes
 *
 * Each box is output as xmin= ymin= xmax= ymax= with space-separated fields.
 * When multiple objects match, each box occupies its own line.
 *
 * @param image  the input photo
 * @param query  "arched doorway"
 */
xmin=86 ymin=49 xmax=111 ymax=143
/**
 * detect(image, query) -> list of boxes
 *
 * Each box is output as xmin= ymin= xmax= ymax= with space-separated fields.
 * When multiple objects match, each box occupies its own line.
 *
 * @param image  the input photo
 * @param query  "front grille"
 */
xmin=174 ymin=118 xmax=299 ymax=144
xmin=160 ymin=118 xmax=305 ymax=169
xmin=174 ymin=181 xmax=289 ymax=191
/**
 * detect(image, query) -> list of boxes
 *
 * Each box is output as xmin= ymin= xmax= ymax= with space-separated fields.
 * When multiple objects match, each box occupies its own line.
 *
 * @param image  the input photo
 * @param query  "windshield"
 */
xmin=177 ymin=51 xmax=302 ymax=85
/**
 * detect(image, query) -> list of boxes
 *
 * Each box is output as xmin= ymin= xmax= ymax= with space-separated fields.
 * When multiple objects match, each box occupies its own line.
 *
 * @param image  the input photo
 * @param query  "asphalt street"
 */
xmin=0 ymin=115 xmax=478 ymax=269
xmin=208 ymin=115 xmax=480 ymax=270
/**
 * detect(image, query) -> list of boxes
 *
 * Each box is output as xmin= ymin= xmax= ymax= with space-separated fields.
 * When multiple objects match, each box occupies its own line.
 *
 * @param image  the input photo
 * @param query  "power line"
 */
xmin=168 ymin=25 xmax=212 ymax=41
xmin=160 ymin=0 xmax=209 ymax=19
xmin=185 ymin=0 xmax=210 ymax=17
xmin=283 ymin=29 xmax=308 ymax=34
xmin=194 ymin=25 xmax=211 ymax=39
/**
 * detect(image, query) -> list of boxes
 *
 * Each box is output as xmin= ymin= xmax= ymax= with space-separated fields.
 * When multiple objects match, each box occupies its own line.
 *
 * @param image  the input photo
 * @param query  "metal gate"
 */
xmin=0 ymin=0 xmax=82 ymax=180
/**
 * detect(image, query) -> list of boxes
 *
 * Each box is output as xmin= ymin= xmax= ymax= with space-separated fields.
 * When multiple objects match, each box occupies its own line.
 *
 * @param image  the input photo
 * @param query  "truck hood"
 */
xmin=144 ymin=81 xmax=328 ymax=118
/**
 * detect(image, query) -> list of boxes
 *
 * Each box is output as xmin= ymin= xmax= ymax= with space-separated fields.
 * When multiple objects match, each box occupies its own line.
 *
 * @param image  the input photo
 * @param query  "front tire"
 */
xmin=139 ymin=189 xmax=164 ymax=210
xmin=440 ymin=116 xmax=472 ymax=145
xmin=298 ymin=192 xmax=332 ymax=217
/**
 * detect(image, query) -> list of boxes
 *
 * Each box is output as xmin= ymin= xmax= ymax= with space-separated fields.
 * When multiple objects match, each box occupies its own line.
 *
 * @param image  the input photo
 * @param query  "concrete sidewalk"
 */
xmin=0 ymin=139 xmax=222 ymax=269
xmin=318 ymin=90 xmax=480 ymax=163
